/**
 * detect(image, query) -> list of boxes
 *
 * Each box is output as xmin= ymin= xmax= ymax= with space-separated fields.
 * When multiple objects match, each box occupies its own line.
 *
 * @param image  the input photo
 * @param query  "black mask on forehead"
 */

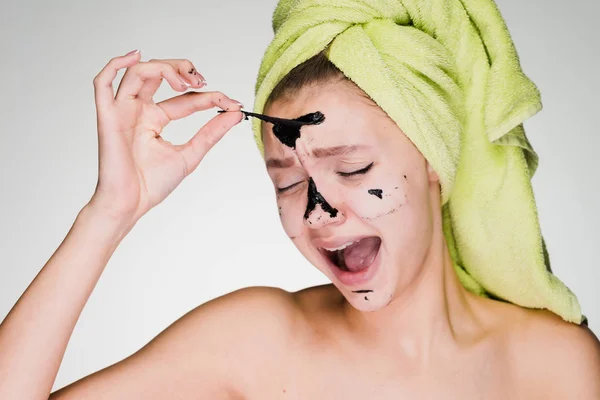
xmin=219 ymin=109 xmax=324 ymax=148
xmin=241 ymin=110 xmax=325 ymax=149
xmin=219 ymin=109 xmax=337 ymax=219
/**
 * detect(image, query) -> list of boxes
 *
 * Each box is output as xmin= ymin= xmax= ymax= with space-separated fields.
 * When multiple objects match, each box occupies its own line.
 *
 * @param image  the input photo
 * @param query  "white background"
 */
xmin=0 ymin=0 xmax=598 ymax=391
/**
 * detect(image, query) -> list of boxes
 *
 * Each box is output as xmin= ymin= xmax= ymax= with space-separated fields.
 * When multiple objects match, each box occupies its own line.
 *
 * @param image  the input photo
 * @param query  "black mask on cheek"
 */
xmin=368 ymin=189 xmax=383 ymax=199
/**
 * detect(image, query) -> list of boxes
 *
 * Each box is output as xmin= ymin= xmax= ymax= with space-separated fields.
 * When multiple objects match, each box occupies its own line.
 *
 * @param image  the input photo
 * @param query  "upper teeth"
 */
xmin=323 ymin=241 xmax=357 ymax=252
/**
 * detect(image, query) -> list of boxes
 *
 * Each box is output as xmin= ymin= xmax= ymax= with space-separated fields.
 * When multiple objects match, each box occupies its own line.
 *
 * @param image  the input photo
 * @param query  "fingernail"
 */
xmin=232 ymin=100 xmax=244 ymax=107
xmin=178 ymin=76 xmax=191 ymax=87
xmin=125 ymin=49 xmax=140 ymax=56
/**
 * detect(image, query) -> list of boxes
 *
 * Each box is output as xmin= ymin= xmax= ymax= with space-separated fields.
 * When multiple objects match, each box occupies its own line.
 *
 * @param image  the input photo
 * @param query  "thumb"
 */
xmin=176 ymin=110 xmax=244 ymax=175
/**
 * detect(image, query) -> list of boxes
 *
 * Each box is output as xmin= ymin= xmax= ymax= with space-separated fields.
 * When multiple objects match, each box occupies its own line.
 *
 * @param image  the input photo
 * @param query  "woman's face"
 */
xmin=263 ymin=80 xmax=440 ymax=311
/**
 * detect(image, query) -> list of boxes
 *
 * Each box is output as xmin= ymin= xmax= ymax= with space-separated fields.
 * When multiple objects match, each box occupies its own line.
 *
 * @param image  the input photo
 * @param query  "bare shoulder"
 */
xmin=502 ymin=307 xmax=600 ymax=398
xmin=182 ymin=285 xmax=302 ymax=381
xmin=51 ymin=286 xmax=302 ymax=399
xmin=188 ymin=285 xmax=301 ymax=335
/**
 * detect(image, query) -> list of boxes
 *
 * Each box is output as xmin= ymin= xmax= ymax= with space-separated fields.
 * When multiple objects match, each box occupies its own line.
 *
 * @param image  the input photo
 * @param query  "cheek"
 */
xmin=277 ymin=192 xmax=308 ymax=239
xmin=344 ymin=174 xmax=408 ymax=220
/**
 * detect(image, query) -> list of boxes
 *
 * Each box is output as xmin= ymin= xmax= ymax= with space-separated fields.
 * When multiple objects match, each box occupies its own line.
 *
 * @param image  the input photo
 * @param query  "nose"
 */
xmin=303 ymin=177 xmax=345 ymax=229
xmin=304 ymin=204 xmax=345 ymax=229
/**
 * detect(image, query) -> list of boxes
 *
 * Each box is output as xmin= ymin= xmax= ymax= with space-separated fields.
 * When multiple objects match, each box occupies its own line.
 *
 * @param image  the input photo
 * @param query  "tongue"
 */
xmin=342 ymin=237 xmax=381 ymax=272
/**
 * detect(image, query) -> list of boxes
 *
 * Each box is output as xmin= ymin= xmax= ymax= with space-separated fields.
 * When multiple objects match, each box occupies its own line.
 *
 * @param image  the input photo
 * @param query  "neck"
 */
xmin=340 ymin=194 xmax=483 ymax=366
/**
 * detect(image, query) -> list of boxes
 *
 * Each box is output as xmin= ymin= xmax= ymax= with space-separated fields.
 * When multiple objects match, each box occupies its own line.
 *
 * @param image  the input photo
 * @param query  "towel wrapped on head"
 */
xmin=252 ymin=0 xmax=583 ymax=323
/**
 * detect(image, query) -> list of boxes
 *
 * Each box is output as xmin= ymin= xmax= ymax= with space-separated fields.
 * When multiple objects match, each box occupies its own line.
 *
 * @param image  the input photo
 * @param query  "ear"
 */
xmin=426 ymin=161 xmax=440 ymax=183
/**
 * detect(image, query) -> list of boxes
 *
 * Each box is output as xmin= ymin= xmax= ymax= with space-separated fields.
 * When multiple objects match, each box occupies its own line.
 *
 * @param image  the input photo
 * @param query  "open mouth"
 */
xmin=319 ymin=236 xmax=382 ymax=273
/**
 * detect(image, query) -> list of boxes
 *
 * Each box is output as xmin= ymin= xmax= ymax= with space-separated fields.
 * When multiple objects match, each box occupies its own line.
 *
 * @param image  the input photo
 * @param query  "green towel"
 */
xmin=251 ymin=0 xmax=582 ymax=323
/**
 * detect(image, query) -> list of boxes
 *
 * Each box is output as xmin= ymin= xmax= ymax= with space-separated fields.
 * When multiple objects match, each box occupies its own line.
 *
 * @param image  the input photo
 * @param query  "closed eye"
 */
xmin=277 ymin=181 xmax=303 ymax=194
xmin=337 ymin=162 xmax=374 ymax=177
xmin=277 ymin=162 xmax=373 ymax=193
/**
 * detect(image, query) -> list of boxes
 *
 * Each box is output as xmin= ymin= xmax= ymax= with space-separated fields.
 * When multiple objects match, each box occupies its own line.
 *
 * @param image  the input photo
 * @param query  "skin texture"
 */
xmin=255 ymin=79 xmax=600 ymax=398
xmin=263 ymin=80 xmax=436 ymax=312
xmin=54 ymin=78 xmax=599 ymax=399
xmin=2 ymin=53 xmax=598 ymax=400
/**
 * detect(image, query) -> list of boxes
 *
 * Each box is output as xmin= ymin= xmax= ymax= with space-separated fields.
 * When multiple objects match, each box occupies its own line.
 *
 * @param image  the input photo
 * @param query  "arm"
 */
xmin=0 ymin=205 xmax=133 ymax=400
xmin=50 ymin=285 xmax=297 ymax=399
xmin=0 ymin=50 xmax=244 ymax=400
xmin=2 ymin=206 xmax=294 ymax=400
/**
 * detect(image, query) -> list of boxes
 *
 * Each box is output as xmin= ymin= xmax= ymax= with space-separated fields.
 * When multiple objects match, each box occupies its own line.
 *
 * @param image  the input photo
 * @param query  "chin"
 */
xmin=315 ymin=248 xmax=399 ymax=312
xmin=297 ymin=235 xmax=408 ymax=311
xmin=343 ymin=286 xmax=396 ymax=312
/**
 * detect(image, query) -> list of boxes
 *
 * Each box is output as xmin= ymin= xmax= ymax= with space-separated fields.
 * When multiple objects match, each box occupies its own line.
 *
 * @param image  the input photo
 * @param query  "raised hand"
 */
xmin=88 ymin=50 xmax=244 ymax=223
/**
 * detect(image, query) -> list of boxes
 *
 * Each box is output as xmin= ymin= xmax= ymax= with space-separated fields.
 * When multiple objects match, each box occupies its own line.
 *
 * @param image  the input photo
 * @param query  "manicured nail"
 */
xmin=178 ymin=77 xmax=191 ymax=88
xmin=125 ymin=49 xmax=140 ymax=56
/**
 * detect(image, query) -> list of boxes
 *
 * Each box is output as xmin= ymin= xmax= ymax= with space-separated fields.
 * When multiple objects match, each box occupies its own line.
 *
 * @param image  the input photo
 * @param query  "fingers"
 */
xmin=93 ymin=52 xmax=245 ymax=177
xmin=136 ymin=59 xmax=207 ymax=101
xmin=175 ymin=110 xmax=245 ymax=176
xmin=156 ymin=91 xmax=243 ymax=121
xmin=94 ymin=53 xmax=209 ymax=108
xmin=114 ymin=60 xmax=196 ymax=101
xmin=93 ymin=49 xmax=141 ymax=111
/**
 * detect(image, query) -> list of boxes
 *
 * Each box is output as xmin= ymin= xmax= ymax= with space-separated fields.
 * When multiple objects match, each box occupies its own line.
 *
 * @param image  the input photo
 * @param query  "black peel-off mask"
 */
xmin=222 ymin=110 xmax=378 ymax=300
xmin=368 ymin=189 xmax=383 ymax=199
xmin=219 ymin=109 xmax=325 ymax=149
xmin=353 ymin=289 xmax=374 ymax=300
xmin=304 ymin=178 xmax=338 ymax=220
xmin=221 ymin=109 xmax=338 ymax=220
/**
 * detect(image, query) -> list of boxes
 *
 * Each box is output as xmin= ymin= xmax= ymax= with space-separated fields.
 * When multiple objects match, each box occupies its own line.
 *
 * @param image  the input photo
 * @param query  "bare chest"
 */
xmin=243 ymin=344 xmax=519 ymax=399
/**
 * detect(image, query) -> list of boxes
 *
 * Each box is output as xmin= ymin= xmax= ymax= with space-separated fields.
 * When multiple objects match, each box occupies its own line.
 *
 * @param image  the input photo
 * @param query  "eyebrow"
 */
xmin=266 ymin=145 xmax=369 ymax=169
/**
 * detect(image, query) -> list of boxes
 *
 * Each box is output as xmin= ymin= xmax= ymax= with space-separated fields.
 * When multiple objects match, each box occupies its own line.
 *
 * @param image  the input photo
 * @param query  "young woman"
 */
xmin=1 ymin=0 xmax=599 ymax=399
